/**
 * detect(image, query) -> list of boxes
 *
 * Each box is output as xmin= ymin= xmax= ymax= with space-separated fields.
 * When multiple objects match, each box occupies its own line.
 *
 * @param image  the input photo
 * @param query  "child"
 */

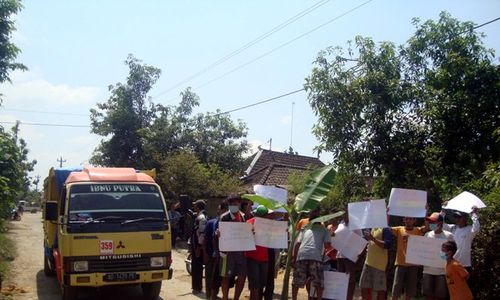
xmin=442 ymin=241 xmax=473 ymax=300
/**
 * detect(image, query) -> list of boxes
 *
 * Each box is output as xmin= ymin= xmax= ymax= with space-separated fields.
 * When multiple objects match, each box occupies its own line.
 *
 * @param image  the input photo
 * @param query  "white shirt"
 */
xmin=423 ymin=230 xmax=454 ymax=275
xmin=443 ymin=213 xmax=480 ymax=267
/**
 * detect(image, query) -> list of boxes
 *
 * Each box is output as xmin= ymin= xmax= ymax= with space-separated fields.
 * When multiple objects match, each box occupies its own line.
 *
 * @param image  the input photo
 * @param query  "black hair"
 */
xmin=443 ymin=241 xmax=458 ymax=255
xmin=194 ymin=199 xmax=206 ymax=210
xmin=219 ymin=200 xmax=229 ymax=211
xmin=226 ymin=194 xmax=241 ymax=204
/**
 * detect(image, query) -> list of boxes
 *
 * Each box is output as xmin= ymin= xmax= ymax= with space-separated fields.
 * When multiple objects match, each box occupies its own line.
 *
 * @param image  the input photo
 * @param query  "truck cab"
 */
xmin=43 ymin=167 xmax=172 ymax=300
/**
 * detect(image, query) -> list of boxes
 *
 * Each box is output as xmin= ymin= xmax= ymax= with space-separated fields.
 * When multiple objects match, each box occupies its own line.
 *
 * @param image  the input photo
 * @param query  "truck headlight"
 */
xmin=73 ymin=261 xmax=89 ymax=272
xmin=150 ymin=257 xmax=165 ymax=267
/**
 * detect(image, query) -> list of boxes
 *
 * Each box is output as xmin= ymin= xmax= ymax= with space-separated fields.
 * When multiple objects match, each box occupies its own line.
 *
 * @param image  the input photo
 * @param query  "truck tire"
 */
xmin=142 ymin=281 xmax=162 ymax=300
xmin=61 ymin=285 xmax=77 ymax=300
xmin=43 ymin=253 xmax=55 ymax=276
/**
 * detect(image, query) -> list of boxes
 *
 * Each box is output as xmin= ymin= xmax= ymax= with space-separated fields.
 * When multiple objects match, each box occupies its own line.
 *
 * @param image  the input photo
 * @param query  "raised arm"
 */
xmin=471 ymin=206 xmax=480 ymax=236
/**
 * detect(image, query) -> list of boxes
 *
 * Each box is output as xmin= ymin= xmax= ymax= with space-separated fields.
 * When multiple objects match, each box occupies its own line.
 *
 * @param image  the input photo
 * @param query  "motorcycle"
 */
xmin=11 ymin=209 xmax=21 ymax=221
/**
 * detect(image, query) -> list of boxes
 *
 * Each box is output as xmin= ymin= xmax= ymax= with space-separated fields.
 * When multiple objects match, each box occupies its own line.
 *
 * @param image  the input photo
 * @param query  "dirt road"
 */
xmin=3 ymin=213 xmax=301 ymax=300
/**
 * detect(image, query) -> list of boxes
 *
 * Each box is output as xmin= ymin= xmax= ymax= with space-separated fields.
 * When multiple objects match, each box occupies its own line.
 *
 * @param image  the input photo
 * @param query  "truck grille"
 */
xmin=88 ymin=257 xmax=152 ymax=272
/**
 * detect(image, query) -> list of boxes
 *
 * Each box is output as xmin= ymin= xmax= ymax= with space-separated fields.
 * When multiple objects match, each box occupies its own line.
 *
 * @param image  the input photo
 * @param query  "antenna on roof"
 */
xmin=290 ymin=102 xmax=295 ymax=150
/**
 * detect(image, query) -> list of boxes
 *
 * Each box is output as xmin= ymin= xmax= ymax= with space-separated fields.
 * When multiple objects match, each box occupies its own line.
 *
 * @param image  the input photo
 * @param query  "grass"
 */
xmin=0 ymin=220 xmax=16 ymax=291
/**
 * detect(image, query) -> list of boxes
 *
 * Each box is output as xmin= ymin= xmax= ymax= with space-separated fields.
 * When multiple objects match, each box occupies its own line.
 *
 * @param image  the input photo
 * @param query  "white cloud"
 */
xmin=1 ymin=70 xmax=101 ymax=107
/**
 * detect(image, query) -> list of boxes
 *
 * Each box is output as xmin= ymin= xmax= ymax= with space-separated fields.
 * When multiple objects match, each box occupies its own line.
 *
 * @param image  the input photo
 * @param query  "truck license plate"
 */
xmin=103 ymin=272 xmax=139 ymax=282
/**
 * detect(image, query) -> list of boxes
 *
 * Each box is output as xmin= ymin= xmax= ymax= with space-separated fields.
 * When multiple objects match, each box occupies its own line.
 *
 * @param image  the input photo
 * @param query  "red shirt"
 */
xmin=244 ymin=218 xmax=268 ymax=262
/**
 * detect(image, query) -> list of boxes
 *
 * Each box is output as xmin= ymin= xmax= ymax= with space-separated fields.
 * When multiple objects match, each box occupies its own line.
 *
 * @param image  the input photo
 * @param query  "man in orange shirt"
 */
xmin=295 ymin=207 xmax=320 ymax=231
xmin=390 ymin=216 xmax=428 ymax=300
xmin=442 ymin=241 xmax=473 ymax=300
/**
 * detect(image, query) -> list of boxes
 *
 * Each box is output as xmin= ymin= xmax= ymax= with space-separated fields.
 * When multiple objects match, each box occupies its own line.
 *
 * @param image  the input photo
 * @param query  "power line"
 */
xmin=0 ymin=121 xmax=90 ymax=128
xmin=164 ymin=0 xmax=374 ymax=104
xmin=214 ymin=88 xmax=305 ymax=116
xmin=473 ymin=16 xmax=500 ymax=30
xmin=1 ymin=107 xmax=88 ymax=116
xmin=151 ymin=0 xmax=331 ymax=100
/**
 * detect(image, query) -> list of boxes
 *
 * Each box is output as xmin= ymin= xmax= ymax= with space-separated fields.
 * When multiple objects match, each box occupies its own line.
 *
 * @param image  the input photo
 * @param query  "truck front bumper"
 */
xmin=66 ymin=268 xmax=173 ymax=287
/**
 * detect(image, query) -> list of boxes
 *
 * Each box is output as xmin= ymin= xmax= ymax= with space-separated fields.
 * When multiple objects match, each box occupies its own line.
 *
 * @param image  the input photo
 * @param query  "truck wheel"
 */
xmin=61 ymin=285 xmax=77 ymax=300
xmin=43 ymin=253 xmax=55 ymax=276
xmin=142 ymin=281 xmax=162 ymax=300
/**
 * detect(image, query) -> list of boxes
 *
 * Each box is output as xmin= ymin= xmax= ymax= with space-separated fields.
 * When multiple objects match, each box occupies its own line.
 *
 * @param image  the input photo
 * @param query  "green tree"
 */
xmin=90 ymin=54 xmax=160 ymax=168
xmin=188 ymin=110 xmax=248 ymax=173
xmin=305 ymin=12 xmax=499 ymax=204
xmin=142 ymin=89 xmax=249 ymax=173
xmin=305 ymin=12 xmax=500 ymax=297
xmin=156 ymin=150 xmax=241 ymax=199
xmin=0 ymin=0 xmax=27 ymax=98
xmin=0 ymin=126 xmax=36 ymax=218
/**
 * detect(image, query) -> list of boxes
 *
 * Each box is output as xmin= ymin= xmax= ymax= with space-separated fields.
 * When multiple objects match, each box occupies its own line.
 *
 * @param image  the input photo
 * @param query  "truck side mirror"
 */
xmin=45 ymin=201 xmax=58 ymax=221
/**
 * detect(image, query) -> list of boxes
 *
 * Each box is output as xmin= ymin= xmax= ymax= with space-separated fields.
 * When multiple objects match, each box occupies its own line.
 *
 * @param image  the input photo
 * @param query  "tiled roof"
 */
xmin=242 ymin=149 xmax=325 ymax=186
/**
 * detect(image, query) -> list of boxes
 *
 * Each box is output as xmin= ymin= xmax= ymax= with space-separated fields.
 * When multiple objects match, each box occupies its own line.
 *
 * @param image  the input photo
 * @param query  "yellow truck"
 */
xmin=43 ymin=167 xmax=172 ymax=300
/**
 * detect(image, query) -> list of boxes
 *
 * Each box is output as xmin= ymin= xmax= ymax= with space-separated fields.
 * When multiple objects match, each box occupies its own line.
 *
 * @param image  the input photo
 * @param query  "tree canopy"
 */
xmin=0 ymin=0 xmax=27 ymax=100
xmin=305 ymin=12 xmax=499 ymax=201
xmin=90 ymin=55 xmax=249 ymax=197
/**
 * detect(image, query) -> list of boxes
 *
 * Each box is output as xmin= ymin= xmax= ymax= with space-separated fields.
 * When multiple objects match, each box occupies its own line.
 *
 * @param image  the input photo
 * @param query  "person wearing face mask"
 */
xmin=441 ymin=205 xmax=479 ymax=285
xmin=217 ymin=195 xmax=247 ymax=300
xmin=422 ymin=213 xmax=454 ymax=300
xmin=442 ymin=241 xmax=473 ymax=300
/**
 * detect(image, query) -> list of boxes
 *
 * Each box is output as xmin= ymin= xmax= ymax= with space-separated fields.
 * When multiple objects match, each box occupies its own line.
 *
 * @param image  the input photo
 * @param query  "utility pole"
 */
xmin=57 ymin=156 xmax=66 ymax=168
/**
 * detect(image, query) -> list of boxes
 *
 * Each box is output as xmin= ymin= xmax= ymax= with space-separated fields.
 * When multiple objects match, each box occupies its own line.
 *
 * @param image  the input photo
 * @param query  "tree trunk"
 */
xmin=280 ymin=226 xmax=299 ymax=300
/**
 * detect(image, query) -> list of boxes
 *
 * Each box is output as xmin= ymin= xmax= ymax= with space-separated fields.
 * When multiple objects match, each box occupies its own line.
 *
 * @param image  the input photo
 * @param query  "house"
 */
xmin=241 ymin=148 xmax=325 ymax=188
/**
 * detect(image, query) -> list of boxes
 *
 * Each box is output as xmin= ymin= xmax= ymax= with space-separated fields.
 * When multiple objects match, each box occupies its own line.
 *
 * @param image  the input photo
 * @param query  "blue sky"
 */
xmin=1 ymin=0 xmax=499 ymax=183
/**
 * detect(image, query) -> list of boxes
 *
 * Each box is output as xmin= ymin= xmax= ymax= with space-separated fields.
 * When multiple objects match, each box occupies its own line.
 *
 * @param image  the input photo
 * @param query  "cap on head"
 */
xmin=453 ymin=211 xmax=468 ymax=218
xmin=426 ymin=212 xmax=443 ymax=223
xmin=254 ymin=205 xmax=270 ymax=217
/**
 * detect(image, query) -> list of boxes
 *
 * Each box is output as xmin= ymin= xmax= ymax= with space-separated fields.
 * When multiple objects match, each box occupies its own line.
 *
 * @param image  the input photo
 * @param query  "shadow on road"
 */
xmin=36 ymin=270 xmax=165 ymax=300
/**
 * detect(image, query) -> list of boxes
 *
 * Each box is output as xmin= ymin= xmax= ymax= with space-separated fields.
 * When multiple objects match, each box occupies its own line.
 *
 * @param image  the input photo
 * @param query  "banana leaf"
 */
xmin=294 ymin=165 xmax=336 ymax=212
xmin=241 ymin=194 xmax=288 ymax=212
xmin=302 ymin=211 xmax=345 ymax=230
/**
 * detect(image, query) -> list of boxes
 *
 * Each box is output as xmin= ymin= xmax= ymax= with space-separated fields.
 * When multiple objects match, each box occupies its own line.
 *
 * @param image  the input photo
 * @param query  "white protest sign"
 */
xmin=219 ymin=222 xmax=256 ymax=252
xmin=348 ymin=199 xmax=388 ymax=230
xmin=388 ymin=188 xmax=427 ymax=217
xmin=310 ymin=271 xmax=349 ymax=300
xmin=406 ymin=235 xmax=446 ymax=268
xmin=254 ymin=185 xmax=288 ymax=212
xmin=331 ymin=224 xmax=367 ymax=262
xmin=253 ymin=217 xmax=288 ymax=249
xmin=443 ymin=191 xmax=486 ymax=213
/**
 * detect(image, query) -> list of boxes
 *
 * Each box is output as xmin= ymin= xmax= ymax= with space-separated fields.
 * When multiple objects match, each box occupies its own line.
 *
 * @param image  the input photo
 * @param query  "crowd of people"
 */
xmin=168 ymin=195 xmax=479 ymax=300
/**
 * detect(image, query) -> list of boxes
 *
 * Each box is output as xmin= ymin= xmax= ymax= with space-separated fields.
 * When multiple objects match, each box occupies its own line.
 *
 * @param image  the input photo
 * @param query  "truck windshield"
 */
xmin=67 ymin=183 xmax=167 ymax=233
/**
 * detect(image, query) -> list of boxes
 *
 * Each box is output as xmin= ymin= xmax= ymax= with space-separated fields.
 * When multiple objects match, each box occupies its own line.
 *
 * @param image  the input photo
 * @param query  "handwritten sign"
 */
xmin=310 ymin=271 xmax=349 ymax=300
xmin=443 ymin=191 xmax=486 ymax=213
xmin=332 ymin=224 xmax=367 ymax=262
xmin=388 ymin=188 xmax=427 ymax=218
xmin=219 ymin=222 xmax=256 ymax=252
xmin=253 ymin=217 xmax=288 ymax=249
xmin=406 ymin=235 xmax=446 ymax=268
xmin=348 ymin=199 xmax=388 ymax=230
